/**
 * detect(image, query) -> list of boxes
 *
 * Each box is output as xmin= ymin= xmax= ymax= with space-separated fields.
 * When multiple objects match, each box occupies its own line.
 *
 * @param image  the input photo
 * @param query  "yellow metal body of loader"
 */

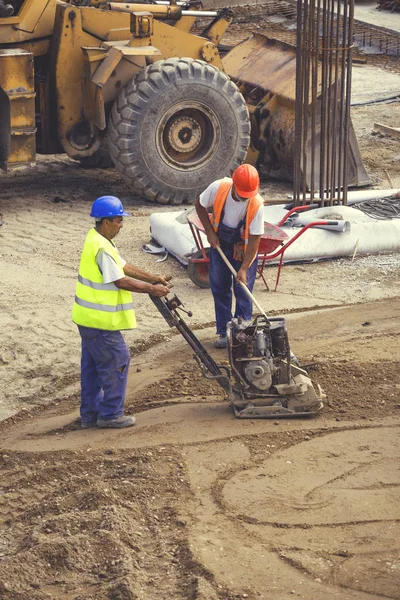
xmin=0 ymin=0 xmax=368 ymax=203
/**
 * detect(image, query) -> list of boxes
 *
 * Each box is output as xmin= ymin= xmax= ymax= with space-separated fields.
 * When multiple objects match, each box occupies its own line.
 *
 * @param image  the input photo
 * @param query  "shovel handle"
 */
xmin=215 ymin=245 xmax=269 ymax=322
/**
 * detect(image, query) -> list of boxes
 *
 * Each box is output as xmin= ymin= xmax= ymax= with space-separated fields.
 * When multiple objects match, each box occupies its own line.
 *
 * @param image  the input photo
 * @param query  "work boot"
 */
xmin=97 ymin=415 xmax=136 ymax=428
xmin=215 ymin=335 xmax=227 ymax=349
xmin=81 ymin=420 xmax=97 ymax=429
xmin=0 ymin=4 xmax=14 ymax=17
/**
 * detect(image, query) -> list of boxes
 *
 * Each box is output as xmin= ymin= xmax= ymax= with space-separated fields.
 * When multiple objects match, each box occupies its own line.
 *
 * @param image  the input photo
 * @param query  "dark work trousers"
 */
xmin=78 ymin=326 xmax=131 ymax=424
xmin=209 ymin=240 xmax=258 ymax=336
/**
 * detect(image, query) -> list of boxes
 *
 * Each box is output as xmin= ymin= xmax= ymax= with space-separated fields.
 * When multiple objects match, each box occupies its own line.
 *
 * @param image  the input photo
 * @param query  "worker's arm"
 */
xmin=114 ymin=276 xmax=170 ymax=297
xmin=236 ymin=234 xmax=262 ymax=284
xmin=123 ymin=263 xmax=171 ymax=286
xmin=194 ymin=197 xmax=219 ymax=248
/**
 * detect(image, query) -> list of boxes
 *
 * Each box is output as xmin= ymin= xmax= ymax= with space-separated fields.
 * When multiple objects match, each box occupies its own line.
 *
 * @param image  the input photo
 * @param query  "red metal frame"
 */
xmin=187 ymin=206 xmax=334 ymax=291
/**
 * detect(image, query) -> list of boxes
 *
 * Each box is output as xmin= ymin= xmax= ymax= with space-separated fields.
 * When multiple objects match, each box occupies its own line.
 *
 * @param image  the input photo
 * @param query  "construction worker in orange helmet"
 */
xmin=194 ymin=164 xmax=264 ymax=349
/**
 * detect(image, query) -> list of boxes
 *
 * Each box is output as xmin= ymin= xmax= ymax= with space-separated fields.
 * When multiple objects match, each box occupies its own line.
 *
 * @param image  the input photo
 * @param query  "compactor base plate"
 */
xmin=232 ymin=399 xmax=324 ymax=419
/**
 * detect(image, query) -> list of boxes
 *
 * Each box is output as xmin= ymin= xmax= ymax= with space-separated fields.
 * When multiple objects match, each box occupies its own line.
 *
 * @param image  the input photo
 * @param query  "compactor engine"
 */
xmin=152 ymin=294 xmax=324 ymax=419
xmin=227 ymin=316 xmax=323 ymax=417
xmin=228 ymin=317 xmax=290 ymax=395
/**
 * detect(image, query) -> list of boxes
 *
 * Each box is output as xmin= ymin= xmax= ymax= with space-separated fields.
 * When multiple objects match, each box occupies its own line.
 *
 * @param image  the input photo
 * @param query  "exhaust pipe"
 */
xmin=289 ymin=218 xmax=351 ymax=233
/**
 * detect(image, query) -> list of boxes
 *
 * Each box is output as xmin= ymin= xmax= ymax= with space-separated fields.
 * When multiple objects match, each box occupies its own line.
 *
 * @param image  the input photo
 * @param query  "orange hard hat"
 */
xmin=232 ymin=164 xmax=260 ymax=198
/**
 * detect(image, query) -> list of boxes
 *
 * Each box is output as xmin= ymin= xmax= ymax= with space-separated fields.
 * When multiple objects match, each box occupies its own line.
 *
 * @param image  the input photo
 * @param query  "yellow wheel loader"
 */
xmin=0 ymin=0 xmax=368 ymax=204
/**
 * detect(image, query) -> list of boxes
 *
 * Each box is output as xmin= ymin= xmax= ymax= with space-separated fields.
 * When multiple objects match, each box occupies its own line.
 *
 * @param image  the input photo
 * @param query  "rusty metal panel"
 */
xmin=223 ymin=34 xmax=300 ymax=101
xmin=223 ymin=31 xmax=368 ymax=192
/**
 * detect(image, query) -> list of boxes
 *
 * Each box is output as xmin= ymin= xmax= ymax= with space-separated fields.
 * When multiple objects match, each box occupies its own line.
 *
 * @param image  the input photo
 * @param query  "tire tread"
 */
xmin=109 ymin=58 xmax=250 ymax=205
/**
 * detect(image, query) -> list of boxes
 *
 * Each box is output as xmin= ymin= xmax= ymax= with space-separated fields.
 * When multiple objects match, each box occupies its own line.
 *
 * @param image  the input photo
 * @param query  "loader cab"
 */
xmin=0 ymin=0 xmax=56 ymax=41
xmin=0 ymin=1 xmax=23 ymax=18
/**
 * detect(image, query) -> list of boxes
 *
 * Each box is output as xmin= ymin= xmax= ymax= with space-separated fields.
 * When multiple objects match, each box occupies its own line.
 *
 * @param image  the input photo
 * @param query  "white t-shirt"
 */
xmin=199 ymin=178 xmax=264 ymax=236
xmin=96 ymin=249 xmax=126 ymax=284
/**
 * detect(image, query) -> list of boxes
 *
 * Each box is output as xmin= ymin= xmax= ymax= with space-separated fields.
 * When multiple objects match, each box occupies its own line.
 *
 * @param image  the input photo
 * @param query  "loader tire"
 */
xmin=108 ymin=57 xmax=250 ymax=205
xmin=78 ymin=138 xmax=113 ymax=169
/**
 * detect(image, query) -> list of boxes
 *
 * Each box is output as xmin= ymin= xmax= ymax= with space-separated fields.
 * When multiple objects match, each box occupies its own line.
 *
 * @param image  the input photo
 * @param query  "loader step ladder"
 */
xmin=0 ymin=49 xmax=36 ymax=172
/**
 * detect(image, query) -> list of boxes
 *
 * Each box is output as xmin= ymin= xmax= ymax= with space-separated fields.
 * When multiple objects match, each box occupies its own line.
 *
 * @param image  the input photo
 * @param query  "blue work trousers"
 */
xmin=209 ymin=240 xmax=258 ymax=335
xmin=78 ymin=326 xmax=131 ymax=423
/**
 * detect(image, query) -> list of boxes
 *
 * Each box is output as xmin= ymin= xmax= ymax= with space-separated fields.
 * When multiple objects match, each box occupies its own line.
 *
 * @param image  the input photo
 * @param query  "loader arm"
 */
xmin=51 ymin=2 xmax=228 ymax=158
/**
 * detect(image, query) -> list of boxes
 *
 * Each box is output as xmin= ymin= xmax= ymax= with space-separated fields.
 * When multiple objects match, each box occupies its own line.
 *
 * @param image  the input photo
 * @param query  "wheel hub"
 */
xmin=157 ymin=101 xmax=221 ymax=170
xmin=167 ymin=116 xmax=202 ymax=154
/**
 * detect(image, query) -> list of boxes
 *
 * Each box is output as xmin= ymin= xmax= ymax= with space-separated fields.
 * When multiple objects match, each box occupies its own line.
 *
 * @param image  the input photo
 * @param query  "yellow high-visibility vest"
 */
xmin=72 ymin=228 xmax=136 ymax=330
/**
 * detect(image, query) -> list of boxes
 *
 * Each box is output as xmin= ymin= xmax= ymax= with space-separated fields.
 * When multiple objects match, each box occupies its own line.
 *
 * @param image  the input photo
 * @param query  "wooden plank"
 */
xmin=374 ymin=122 xmax=400 ymax=139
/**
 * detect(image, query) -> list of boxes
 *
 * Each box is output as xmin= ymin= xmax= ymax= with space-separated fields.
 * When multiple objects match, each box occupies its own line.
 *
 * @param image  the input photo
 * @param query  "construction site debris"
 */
xmin=377 ymin=0 xmax=400 ymax=13
xmin=374 ymin=122 xmax=400 ymax=138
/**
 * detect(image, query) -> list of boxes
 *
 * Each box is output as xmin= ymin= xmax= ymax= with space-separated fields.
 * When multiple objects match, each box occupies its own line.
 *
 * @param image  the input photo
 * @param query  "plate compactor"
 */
xmin=151 ymin=294 xmax=324 ymax=419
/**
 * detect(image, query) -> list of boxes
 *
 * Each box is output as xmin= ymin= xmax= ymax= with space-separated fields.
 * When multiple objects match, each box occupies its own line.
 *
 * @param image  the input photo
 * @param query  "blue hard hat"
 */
xmin=90 ymin=196 xmax=130 ymax=218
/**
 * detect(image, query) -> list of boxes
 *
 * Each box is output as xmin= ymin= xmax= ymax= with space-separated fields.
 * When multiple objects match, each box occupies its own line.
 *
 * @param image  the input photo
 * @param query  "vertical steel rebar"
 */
xmin=293 ymin=0 xmax=355 ymax=207
xmin=342 ymin=0 xmax=355 ymax=206
xmin=331 ymin=0 xmax=341 ymax=203
xmin=325 ymin=0 xmax=335 ymax=204
xmin=337 ymin=0 xmax=348 ymax=205
xmin=319 ymin=0 xmax=328 ymax=207
xmin=294 ymin=0 xmax=304 ymax=208
xmin=301 ymin=0 xmax=310 ymax=201
xmin=309 ymin=0 xmax=318 ymax=203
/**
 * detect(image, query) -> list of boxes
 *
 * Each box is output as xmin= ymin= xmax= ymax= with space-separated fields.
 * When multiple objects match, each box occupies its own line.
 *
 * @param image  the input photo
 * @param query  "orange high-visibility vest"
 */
xmin=210 ymin=180 xmax=263 ymax=245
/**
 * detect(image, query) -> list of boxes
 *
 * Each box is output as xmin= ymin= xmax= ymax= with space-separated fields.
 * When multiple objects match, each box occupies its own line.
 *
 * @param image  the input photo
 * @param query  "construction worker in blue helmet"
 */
xmin=72 ymin=196 xmax=171 ymax=429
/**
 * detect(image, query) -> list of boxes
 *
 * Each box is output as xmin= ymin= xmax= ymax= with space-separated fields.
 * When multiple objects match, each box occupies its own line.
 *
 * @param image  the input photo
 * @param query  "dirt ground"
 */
xmin=1 ymin=4 xmax=400 ymax=600
xmin=1 ymin=300 xmax=400 ymax=600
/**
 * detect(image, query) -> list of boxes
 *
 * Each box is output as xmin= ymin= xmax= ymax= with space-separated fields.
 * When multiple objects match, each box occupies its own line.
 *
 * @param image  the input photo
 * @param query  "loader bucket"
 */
xmin=223 ymin=34 xmax=370 ymax=189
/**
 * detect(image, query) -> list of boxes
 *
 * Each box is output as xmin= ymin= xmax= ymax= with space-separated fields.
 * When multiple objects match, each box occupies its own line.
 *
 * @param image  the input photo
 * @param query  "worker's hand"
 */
xmin=150 ymin=284 xmax=171 ymax=297
xmin=206 ymin=230 xmax=220 ymax=248
xmin=153 ymin=274 xmax=172 ymax=285
xmin=233 ymin=244 xmax=244 ymax=262
xmin=236 ymin=267 xmax=247 ymax=285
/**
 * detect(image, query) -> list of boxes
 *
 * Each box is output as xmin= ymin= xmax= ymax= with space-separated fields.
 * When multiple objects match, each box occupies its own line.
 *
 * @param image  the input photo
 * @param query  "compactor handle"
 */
xmin=215 ymin=246 xmax=270 ymax=323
